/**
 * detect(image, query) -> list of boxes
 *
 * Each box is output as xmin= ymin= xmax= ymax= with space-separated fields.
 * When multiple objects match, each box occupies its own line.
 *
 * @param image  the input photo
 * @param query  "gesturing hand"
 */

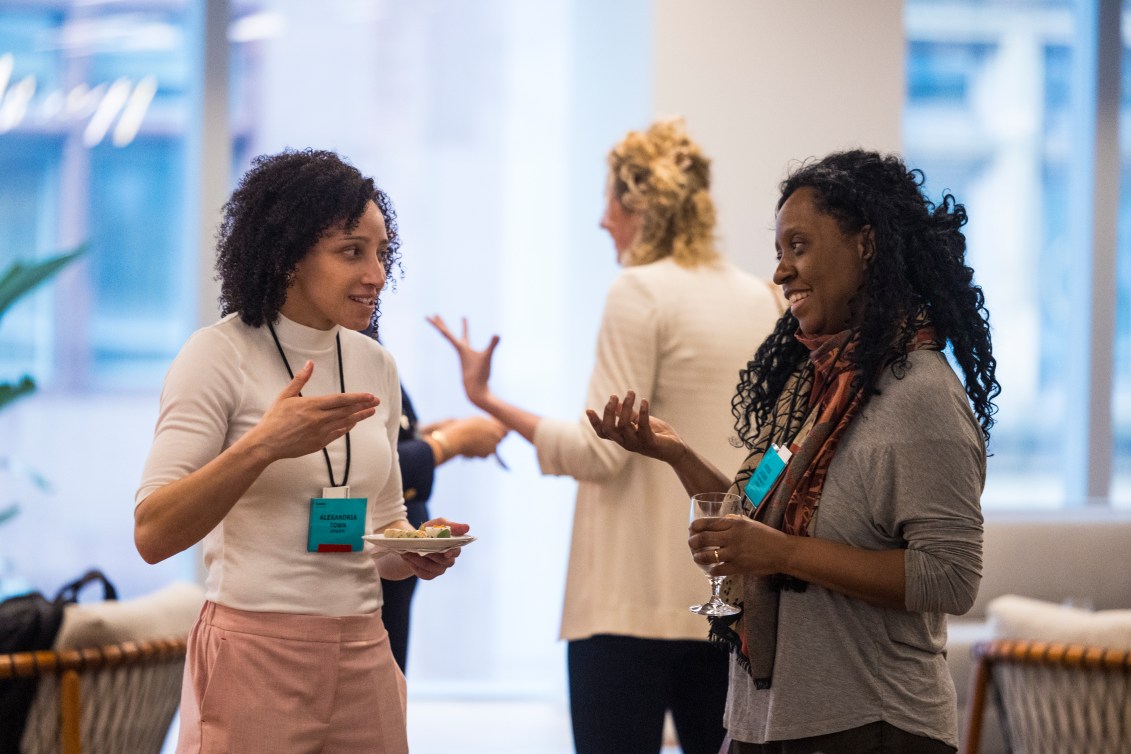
xmin=585 ymin=390 xmax=686 ymax=465
xmin=445 ymin=416 xmax=508 ymax=458
xmin=426 ymin=315 xmax=498 ymax=407
xmin=249 ymin=360 xmax=381 ymax=462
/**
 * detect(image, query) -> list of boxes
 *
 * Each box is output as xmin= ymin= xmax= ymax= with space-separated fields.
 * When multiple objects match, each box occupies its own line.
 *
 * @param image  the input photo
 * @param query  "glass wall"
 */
xmin=905 ymin=0 xmax=1129 ymax=509
xmin=0 ymin=2 xmax=196 ymax=390
xmin=0 ymin=1 xmax=199 ymax=599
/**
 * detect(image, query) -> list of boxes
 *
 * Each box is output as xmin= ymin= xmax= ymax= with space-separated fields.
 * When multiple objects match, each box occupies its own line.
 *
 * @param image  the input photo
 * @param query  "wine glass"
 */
xmin=689 ymin=491 xmax=742 ymax=617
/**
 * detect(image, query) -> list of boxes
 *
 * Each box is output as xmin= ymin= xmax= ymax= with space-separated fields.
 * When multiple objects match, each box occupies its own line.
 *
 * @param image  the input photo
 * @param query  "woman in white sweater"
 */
xmin=134 ymin=149 xmax=467 ymax=753
xmin=430 ymin=119 xmax=783 ymax=754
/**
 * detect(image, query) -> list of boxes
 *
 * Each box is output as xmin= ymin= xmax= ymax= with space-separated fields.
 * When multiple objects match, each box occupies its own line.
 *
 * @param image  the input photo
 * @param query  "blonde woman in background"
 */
xmin=429 ymin=119 xmax=784 ymax=754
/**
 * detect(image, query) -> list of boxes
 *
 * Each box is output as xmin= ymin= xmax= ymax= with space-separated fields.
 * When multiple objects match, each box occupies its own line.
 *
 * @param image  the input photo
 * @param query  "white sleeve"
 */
xmin=135 ymin=329 xmax=241 ymax=505
xmin=369 ymin=352 xmax=407 ymax=529
xmin=534 ymin=270 xmax=658 ymax=482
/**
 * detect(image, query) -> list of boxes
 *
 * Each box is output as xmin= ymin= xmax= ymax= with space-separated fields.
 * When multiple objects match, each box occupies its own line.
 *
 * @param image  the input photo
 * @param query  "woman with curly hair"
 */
xmin=429 ymin=119 xmax=783 ymax=754
xmin=591 ymin=150 xmax=999 ymax=753
xmin=134 ymin=149 xmax=467 ymax=753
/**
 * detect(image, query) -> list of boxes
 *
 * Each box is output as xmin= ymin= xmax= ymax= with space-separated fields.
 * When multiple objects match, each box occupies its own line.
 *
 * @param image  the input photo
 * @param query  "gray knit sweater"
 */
xmin=725 ymin=349 xmax=985 ymax=749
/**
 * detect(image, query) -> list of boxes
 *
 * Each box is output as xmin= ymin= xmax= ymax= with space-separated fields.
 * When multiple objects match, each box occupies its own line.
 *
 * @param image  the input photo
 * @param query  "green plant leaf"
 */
xmin=0 ymin=246 xmax=86 ymax=321
xmin=0 ymin=375 xmax=35 ymax=412
xmin=0 ymin=248 xmax=82 ymax=528
xmin=0 ymin=503 xmax=18 ymax=526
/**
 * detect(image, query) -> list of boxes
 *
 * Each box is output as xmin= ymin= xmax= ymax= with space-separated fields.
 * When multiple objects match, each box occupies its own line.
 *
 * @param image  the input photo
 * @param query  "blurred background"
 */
xmin=0 ymin=0 xmax=1129 ymax=748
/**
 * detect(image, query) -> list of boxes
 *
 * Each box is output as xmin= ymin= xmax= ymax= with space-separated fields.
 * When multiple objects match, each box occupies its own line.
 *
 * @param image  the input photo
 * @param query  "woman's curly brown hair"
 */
xmin=607 ymin=117 xmax=718 ymax=267
xmin=215 ymin=148 xmax=401 ymax=330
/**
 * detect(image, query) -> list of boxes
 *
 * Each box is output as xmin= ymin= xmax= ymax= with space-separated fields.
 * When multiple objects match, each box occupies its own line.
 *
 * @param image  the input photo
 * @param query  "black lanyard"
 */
xmin=266 ymin=321 xmax=351 ymax=488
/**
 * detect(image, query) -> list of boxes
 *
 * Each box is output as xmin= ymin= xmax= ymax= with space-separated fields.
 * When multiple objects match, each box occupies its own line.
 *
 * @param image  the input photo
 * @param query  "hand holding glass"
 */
xmin=689 ymin=492 xmax=741 ymax=617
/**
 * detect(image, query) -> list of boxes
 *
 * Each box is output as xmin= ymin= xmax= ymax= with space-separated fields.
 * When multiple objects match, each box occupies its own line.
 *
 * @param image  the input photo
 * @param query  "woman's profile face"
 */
xmin=281 ymin=200 xmax=389 ymax=331
xmin=600 ymin=191 xmax=642 ymax=263
xmin=773 ymin=187 xmax=869 ymax=337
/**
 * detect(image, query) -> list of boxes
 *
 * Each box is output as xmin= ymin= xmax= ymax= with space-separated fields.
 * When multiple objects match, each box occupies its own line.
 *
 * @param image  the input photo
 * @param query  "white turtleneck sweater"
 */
xmin=136 ymin=313 xmax=406 ymax=616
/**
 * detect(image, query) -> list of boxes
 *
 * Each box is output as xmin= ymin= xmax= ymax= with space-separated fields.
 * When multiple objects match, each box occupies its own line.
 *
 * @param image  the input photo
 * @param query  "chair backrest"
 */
xmin=0 ymin=637 xmax=186 ymax=754
xmin=962 ymin=639 xmax=1131 ymax=754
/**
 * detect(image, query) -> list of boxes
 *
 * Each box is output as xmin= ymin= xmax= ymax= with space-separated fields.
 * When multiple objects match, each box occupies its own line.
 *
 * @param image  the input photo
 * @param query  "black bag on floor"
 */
xmin=0 ymin=569 xmax=116 ymax=754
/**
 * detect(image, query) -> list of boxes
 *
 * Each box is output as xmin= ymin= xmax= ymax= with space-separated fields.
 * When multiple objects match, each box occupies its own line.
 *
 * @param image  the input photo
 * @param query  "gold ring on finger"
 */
xmin=713 ymin=549 xmax=720 ymax=564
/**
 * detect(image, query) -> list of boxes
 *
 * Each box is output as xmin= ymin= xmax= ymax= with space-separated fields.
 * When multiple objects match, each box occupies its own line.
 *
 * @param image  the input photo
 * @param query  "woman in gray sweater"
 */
xmin=590 ymin=150 xmax=1000 ymax=754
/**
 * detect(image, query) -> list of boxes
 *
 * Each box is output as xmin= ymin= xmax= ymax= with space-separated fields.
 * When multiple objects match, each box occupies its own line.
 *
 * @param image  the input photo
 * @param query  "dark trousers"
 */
xmin=379 ymin=575 xmax=417 ymax=672
xmin=568 ymin=634 xmax=729 ymax=754
xmin=729 ymin=721 xmax=957 ymax=754
xmin=379 ymin=500 xmax=428 ymax=672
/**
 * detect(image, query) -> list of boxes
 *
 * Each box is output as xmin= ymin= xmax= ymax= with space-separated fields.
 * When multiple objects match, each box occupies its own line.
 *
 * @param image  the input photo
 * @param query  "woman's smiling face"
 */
xmin=773 ymin=187 xmax=870 ymax=337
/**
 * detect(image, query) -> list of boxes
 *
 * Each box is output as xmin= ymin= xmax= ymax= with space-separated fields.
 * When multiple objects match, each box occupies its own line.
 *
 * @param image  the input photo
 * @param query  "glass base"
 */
xmin=689 ymin=599 xmax=740 ymax=617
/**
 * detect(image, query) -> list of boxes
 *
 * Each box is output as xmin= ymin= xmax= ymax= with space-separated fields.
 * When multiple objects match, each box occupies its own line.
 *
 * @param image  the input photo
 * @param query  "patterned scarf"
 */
xmin=711 ymin=325 xmax=940 ymax=688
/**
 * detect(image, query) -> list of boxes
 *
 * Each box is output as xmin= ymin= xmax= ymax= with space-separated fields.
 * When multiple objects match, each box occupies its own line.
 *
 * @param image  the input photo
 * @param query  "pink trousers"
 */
xmin=176 ymin=601 xmax=408 ymax=754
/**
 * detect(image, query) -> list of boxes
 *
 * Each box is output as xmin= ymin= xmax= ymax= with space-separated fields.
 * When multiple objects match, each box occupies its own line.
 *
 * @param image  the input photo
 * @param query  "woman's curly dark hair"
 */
xmin=215 ymin=148 xmax=401 ymax=330
xmin=732 ymin=150 xmax=1000 ymax=445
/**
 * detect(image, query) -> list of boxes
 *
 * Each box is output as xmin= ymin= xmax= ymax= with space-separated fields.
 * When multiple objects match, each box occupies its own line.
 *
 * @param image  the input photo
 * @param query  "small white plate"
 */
xmin=363 ymin=533 xmax=476 ymax=553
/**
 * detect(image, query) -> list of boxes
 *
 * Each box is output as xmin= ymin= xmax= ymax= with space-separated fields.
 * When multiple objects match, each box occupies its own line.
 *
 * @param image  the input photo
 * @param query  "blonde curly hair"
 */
xmin=607 ymin=117 xmax=718 ymax=267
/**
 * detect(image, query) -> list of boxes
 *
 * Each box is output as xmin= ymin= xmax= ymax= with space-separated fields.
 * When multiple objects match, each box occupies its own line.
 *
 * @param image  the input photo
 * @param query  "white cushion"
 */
xmin=53 ymin=581 xmax=204 ymax=650
xmin=987 ymin=594 xmax=1131 ymax=650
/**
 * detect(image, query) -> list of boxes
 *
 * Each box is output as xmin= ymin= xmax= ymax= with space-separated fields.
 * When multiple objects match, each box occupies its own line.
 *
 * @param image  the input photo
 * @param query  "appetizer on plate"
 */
xmin=383 ymin=524 xmax=452 ymax=539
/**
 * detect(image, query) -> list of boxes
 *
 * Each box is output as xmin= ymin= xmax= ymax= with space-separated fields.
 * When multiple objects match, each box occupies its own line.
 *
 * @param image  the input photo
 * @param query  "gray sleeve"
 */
xmin=904 ymin=514 xmax=983 ymax=615
xmin=860 ymin=360 xmax=986 ymax=615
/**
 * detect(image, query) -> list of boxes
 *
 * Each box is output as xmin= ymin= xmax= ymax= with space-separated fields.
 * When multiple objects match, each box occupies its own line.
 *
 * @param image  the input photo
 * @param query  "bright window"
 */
xmin=0 ymin=3 xmax=198 ymax=598
xmin=905 ymin=0 xmax=1128 ymax=508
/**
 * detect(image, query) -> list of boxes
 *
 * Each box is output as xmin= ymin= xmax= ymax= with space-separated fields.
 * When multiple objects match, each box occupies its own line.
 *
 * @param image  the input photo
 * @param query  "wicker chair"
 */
xmin=0 ymin=637 xmax=186 ymax=754
xmin=961 ymin=638 xmax=1131 ymax=754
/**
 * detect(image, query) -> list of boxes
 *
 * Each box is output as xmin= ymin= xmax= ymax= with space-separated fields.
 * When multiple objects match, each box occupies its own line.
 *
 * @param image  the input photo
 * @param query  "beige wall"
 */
xmin=652 ymin=0 xmax=904 ymax=278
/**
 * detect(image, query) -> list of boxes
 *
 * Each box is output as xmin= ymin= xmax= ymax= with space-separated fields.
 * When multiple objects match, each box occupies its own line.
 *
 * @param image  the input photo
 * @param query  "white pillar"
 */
xmin=1066 ymin=0 xmax=1120 ymax=504
xmin=652 ymin=0 xmax=904 ymax=278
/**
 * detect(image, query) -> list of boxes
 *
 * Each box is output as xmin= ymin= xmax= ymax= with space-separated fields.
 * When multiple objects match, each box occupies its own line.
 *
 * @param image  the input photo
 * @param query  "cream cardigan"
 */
xmin=534 ymin=257 xmax=783 ymax=642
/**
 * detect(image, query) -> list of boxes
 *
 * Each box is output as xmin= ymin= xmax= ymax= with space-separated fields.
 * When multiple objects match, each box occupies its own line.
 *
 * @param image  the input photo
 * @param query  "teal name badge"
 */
xmin=308 ymin=493 xmax=367 ymax=553
xmin=743 ymin=443 xmax=792 ymax=512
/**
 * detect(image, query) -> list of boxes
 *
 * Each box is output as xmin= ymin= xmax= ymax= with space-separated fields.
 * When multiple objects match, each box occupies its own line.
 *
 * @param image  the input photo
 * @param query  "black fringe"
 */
xmin=707 ymin=604 xmax=749 ymax=681
xmin=776 ymin=574 xmax=809 ymax=592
